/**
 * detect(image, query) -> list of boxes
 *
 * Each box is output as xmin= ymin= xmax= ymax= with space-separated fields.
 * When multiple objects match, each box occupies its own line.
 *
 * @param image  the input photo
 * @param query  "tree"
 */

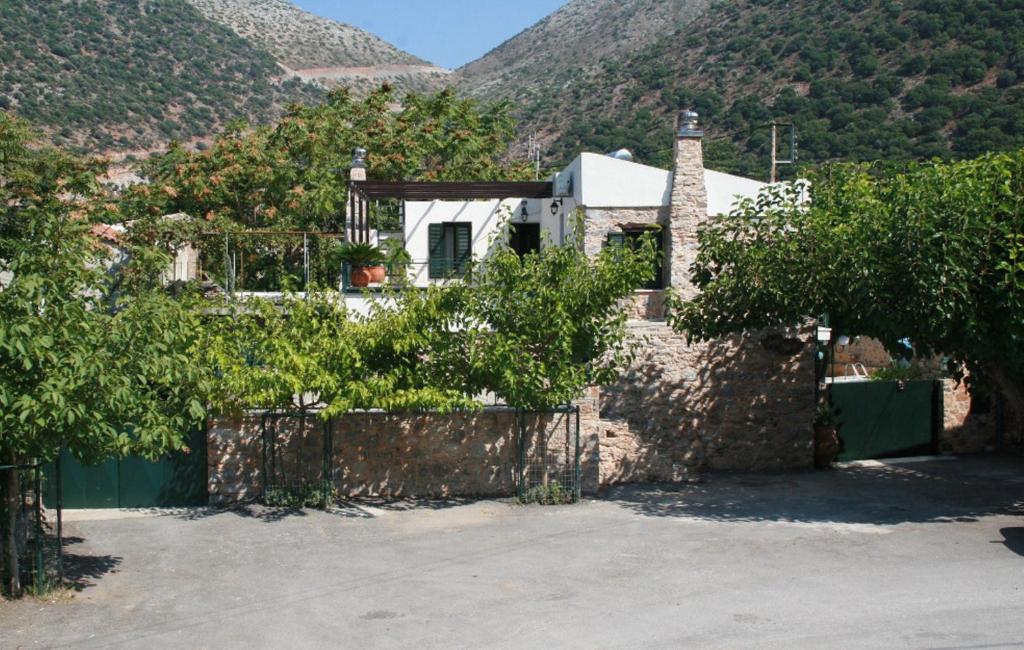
xmin=132 ymin=85 xmax=530 ymax=230
xmin=667 ymin=150 xmax=1024 ymax=432
xmin=202 ymin=290 xmax=475 ymax=419
xmin=0 ymin=114 xmax=208 ymax=596
xmin=455 ymin=212 xmax=660 ymax=411
xmin=124 ymin=85 xmax=532 ymax=290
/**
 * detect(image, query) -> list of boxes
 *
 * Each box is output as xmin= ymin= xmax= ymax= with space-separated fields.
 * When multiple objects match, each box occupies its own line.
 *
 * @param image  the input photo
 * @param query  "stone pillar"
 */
xmin=668 ymin=111 xmax=707 ymax=299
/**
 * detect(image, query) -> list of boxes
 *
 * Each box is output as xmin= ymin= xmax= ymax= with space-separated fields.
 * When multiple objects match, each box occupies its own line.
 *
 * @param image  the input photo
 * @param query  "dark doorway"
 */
xmin=509 ymin=223 xmax=541 ymax=257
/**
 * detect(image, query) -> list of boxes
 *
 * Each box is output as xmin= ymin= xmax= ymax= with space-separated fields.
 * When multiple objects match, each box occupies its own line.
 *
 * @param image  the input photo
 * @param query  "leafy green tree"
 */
xmin=454 ymin=212 xmax=661 ymax=410
xmin=202 ymin=290 xmax=475 ymax=419
xmin=126 ymin=85 xmax=531 ymax=290
xmin=667 ymin=149 xmax=1024 ymax=432
xmin=0 ymin=114 xmax=208 ymax=596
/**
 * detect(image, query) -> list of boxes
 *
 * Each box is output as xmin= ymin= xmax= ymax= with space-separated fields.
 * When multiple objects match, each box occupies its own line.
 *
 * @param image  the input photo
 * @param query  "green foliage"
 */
xmin=520 ymin=482 xmax=572 ymax=505
xmin=203 ymin=211 xmax=659 ymax=417
xmin=202 ymin=290 xmax=476 ymax=418
xmin=0 ymin=114 xmax=208 ymax=465
xmin=0 ymin=0 xmax=321 ymax=152
xmin=129 ymin=86 xmax=530 ymax=291
xmin=668 ymin=148 xmax=1024 ymax=425
xmin=452 ymin=211 xmax=660 ymax=411
xmin=0 ymin=114 xmax=209 ymax=594
xmin=524 ymin=0 xmax=1024 ymax=178
xmin=870 ymin=365 xmax=926 ymax=382
xmin=263 ymin=482 xmax=337 ymax=509
xmin=334 ymin=242 xmax=385 ymax=267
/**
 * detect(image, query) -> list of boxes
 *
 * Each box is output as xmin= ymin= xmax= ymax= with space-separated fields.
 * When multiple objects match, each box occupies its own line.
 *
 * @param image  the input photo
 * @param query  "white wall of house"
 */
xmin=403 ymin=197 xmax=572 ymax=286
xmin=394 ymin=154 xmax=768 ymax=289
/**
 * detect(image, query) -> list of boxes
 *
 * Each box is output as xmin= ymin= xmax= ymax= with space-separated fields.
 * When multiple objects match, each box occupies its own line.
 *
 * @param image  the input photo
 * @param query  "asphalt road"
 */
xmin=3 ymin=456 xmax=1024 ymax=649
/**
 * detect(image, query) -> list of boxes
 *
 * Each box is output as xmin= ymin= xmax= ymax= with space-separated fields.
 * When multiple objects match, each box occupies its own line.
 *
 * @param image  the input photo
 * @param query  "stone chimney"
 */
xmin=668 ymin=110 xmax=707 ymax=299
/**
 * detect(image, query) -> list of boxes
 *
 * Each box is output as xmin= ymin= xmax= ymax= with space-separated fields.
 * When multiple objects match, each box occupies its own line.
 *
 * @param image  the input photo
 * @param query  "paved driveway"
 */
xmin=3 ymin=456 xmax=1024 ymax=649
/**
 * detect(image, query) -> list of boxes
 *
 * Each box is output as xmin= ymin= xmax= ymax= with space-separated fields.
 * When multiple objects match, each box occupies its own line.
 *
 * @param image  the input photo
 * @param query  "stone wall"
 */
xmin=208 ymin=409 xmax=601 ymax=504
xmin=940 ymin=378 xmax=998 ymax=454
xmin=594 ymin=322 xmax=816 ymax=485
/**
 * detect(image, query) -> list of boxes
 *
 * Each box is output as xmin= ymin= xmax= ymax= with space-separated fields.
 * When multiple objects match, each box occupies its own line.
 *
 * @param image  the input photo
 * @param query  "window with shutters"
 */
xmin=607 ymin=227 xmax=664 ymax=289
xmin=428 ymin=222 xmax=472 ymax=279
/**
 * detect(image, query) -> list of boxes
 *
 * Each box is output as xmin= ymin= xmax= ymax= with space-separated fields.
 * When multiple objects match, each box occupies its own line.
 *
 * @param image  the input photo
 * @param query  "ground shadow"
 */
xmin=168 ymin=495 xmax=488 ymax=523
xmin=603 ymin=456 xmax=1024 ymax=526
xmin=62 ymin=550 xmax=122 ymax=591
xmin=996 ymin=527 xmax=1024 ymax=556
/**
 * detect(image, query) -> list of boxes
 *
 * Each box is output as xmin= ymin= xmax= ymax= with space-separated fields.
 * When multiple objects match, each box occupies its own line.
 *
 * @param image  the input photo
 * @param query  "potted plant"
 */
xmin=379 ymin=238 xmax=412 ymax=285
xmin=336 ymin=242 xmax=386 ymax=287
xmin=813 ymin=403 xmax=841 ymax=469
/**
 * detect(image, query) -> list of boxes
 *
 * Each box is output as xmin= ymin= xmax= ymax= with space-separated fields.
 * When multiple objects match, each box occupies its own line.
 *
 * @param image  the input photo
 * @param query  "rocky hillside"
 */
xmin=0 ymin=0 xmax=323 ymax=154
xmin=455 ymin=0 xmax=710 ymax=103
xmin=460 ymin=0 xmax=1024 ymax=180
xmin=186 ymin=0 xmax=450 ymax=94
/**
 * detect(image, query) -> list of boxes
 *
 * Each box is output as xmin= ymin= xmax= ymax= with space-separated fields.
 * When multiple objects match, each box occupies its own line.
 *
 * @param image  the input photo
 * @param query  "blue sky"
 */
xmin=293 ymin=0 xmax=567 ymax=70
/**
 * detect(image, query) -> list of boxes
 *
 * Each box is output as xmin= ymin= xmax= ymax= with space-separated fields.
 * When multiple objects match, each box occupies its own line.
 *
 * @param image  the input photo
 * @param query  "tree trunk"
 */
xmin=1 ymin=449 xmax=21 ymax=597
xmin=990 ymin=364 xmax=1024 ymax=440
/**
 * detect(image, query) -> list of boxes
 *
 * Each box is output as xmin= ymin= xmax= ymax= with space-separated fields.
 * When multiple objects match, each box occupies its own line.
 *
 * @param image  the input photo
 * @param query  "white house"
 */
xmin=343 ymin=114 xmax=767 ymax=317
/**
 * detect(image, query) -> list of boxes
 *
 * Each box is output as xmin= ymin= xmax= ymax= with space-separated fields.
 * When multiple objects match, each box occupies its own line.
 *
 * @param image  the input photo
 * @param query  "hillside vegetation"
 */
xmin=0 ymin=0 xmax=322 ymax=153
xmin=455 ymin=0 xmax=710 ymax=102
xmin=465 ymin=0 xmax=1024 ymax=179
xmin=186 ymin=0 xmax=449 ymax=94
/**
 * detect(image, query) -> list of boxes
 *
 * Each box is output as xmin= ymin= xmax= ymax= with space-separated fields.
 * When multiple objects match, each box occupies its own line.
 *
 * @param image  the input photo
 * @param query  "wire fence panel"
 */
xmin=517 ymin=406 xmax=581 ymax=504
xmin=260 ymin=413 xmax=334 ymax=507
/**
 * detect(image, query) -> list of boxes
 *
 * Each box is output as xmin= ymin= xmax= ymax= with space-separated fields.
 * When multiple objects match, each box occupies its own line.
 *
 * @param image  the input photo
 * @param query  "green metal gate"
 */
xmin=45 ymin=426 xmax=208 ymax=509
xmin=831 ymin=380 xmax=940 ymax=462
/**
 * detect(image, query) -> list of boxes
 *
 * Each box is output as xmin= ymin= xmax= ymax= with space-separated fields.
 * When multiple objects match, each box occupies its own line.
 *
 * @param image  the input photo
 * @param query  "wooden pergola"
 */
xmin=347 ymin=180 xmax=554 ymax=243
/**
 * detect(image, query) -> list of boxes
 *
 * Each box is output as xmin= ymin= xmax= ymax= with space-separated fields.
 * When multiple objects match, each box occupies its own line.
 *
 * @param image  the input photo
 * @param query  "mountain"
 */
xmin=0 ymin=0 xmax=447 ymax=155
xmin=458 ymin=0 xmax=1024 ymax=180
xmin=185 ymin=0 xmax=450 ymax=94
xmin=455 ymin=0 xmax=711 ymax=103
xmin=0 ymin=0 xmax=325 ymax=154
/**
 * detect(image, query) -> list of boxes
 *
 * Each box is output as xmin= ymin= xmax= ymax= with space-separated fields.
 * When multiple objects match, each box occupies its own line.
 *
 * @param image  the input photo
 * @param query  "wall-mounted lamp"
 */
xmin=519 ymin=201 xmax=529 ymax=222
xmin=550 ymin=198 xmax=563 ymax=216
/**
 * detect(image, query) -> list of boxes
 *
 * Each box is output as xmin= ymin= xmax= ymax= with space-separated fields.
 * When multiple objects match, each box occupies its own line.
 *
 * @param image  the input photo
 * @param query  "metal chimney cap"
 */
xmin=678 ymin=110 xmax=703 ymax=138
xmin=352 ymin=147 xmax=367 ymax=168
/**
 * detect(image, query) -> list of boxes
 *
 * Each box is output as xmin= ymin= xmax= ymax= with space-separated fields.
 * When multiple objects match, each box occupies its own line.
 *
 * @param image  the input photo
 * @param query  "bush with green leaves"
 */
xmin=668 ymin=148 xmax=1024 ymax=434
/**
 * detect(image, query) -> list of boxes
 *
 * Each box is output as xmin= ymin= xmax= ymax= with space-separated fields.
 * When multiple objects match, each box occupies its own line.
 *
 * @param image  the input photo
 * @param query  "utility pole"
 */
xmin=527 ymin=133 xmax=541 ymax=180
xmin=769 ymin=121 xmax=797 ymax=183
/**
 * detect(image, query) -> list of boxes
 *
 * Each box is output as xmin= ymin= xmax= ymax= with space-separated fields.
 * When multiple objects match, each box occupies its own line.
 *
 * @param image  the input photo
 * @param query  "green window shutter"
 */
xmin=453 ymin=223 xmax=472 ymax=275
xmin=428 ymin=223 xmax=446 ymax=278
xmin=606 ymin=232 xmax=627 ymax=248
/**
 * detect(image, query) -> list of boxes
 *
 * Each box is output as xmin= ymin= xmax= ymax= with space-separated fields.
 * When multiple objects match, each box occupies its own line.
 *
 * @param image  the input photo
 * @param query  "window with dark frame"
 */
xmin=428 ymin=222 xmax=472 ymax=278
xmin=606 ymin=227 xmax=665 ymax=290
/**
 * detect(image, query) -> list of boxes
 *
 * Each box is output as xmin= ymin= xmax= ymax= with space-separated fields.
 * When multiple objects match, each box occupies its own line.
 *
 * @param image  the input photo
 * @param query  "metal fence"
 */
xmin=517 ymin=406 xmax=582 ymax=504
xmin=260 ymin=412 xmax=334 ymax=507
xmin=0 ymin=459 xmax=64 ymax=595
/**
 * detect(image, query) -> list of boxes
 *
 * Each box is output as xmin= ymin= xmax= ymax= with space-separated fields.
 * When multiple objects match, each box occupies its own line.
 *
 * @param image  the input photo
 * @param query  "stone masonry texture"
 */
xmin=208 ymin=409 xmax=600 ymax=504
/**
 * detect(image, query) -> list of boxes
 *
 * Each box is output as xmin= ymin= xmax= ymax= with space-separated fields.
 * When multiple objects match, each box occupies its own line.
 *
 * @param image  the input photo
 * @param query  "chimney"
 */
xmin=668 ymin=110 xmax=707 ymax=299
xmin=348 ymin=147 xmax=367 ymax=242
xmin=350 ymin=146 xmax=367 ymax=182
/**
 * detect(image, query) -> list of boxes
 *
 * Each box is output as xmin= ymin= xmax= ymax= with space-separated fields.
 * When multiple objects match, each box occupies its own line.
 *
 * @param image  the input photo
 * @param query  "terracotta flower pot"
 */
xmin=366 ymin=265 xmax=386 ymax=283
xmin=813 ymin=424 xmax=840 ymax=469
xmin=350 ymin=266 xmax=372 ymax=288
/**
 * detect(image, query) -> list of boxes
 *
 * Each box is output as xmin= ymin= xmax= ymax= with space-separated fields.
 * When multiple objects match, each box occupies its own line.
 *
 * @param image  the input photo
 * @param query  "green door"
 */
xmin=831 ymin=380 xmax=938 ymax=461
xmin=46 ymin=426 xmax=208 ymax=509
